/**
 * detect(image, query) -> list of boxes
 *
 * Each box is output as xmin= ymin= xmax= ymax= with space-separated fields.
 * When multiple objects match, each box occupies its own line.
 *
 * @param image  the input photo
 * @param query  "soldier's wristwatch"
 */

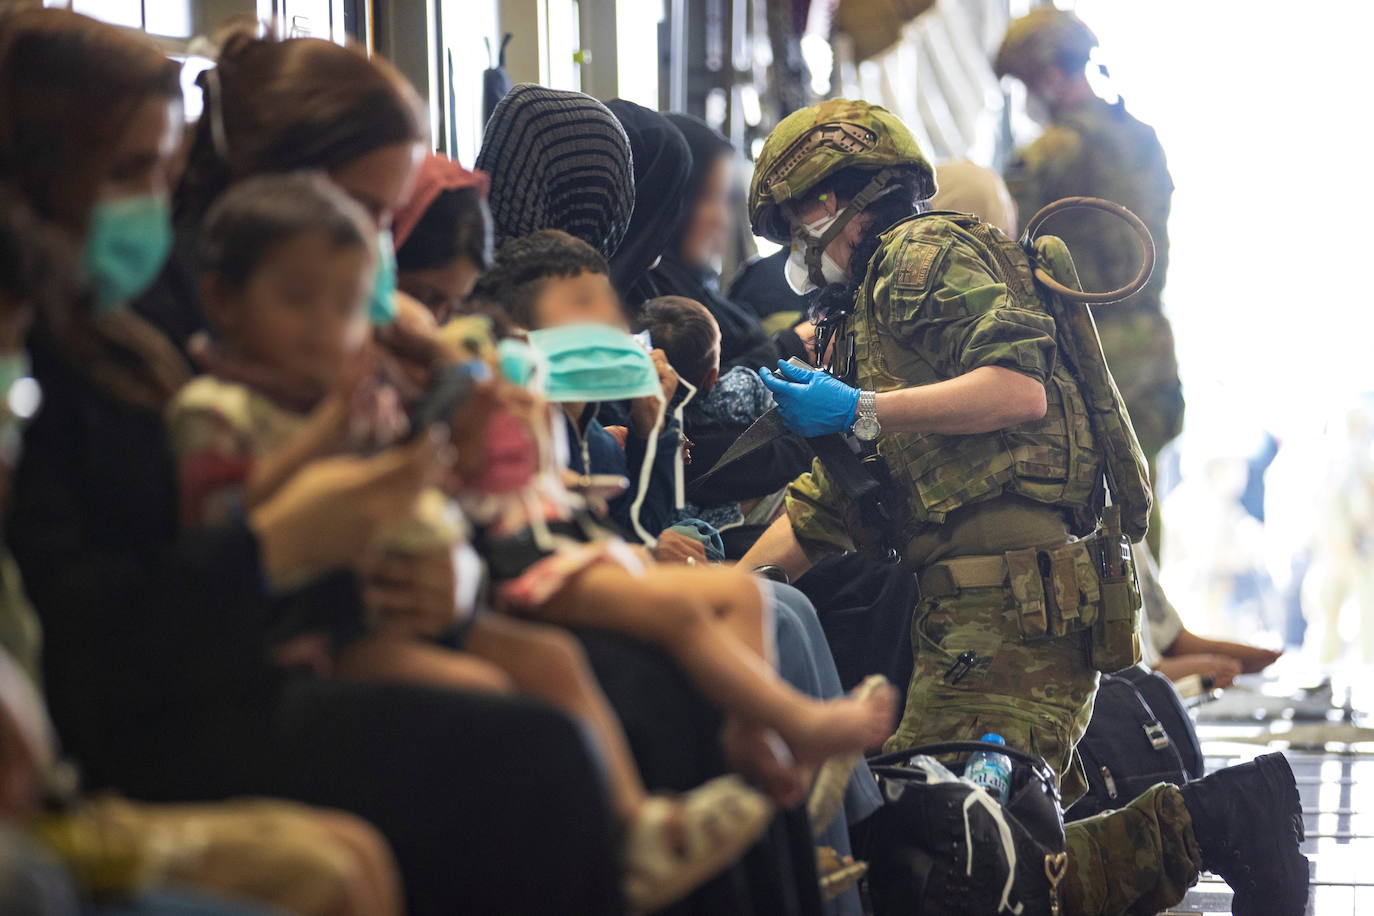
xmin=852 ymin=390 xmax=881 ymax=441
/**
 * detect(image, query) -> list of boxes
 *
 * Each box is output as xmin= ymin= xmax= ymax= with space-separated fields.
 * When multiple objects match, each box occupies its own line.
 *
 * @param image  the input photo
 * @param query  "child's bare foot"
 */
xmin=780 ymin=675 xmax=896 ymax=770
xmin=805 ymin=675 xmax=893 ymax=836
xmin=720 ymin=718 xmax=806 ymax=807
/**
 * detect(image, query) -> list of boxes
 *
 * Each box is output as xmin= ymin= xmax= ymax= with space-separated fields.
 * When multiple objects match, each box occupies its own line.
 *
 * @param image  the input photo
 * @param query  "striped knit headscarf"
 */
xmin=476 ymin=84 xmax=635 ymax=259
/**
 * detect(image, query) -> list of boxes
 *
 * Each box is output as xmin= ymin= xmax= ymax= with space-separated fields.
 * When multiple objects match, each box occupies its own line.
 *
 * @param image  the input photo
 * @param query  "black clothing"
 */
xmin=134 ymin=222 xmax=207 ymax=360
xmin=10 ymin=324 xmax=821 ymax=916
xmin=576 ymin=629 xmax=824 ymax=916
xmin=682 ymin=405 xmax=809 ymax=507
xmin=793 ymin=553 xmax=917 ymax=695
xmin=644 ymin=114 xmax=778 ymax=372
xmin=728 ymin=249 xmax=813 ymax=322
xmin=275 ymin=678 xmax=621 ymax=916
xmin=651 ymin=254 xmax=778 ymax=372
xmin=7 ymin=330 xmax=622 ymax=915
xmin=606 ymin=100 xmax=692 ymax=303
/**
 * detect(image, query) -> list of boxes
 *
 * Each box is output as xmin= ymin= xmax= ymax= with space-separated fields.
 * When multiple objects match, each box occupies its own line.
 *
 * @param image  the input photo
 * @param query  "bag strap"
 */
xmin=1103 ymin=673 xmax=1177 ymax=755
xmin=870 ymin=740 xmax=1057 ymax=787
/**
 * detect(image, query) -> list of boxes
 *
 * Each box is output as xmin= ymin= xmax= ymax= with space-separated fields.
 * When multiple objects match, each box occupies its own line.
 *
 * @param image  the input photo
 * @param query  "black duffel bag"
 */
xmin=1065 ymin=664 xmax=1204 ymax=822
xmin=858 ymin=741 xmax=1069 ymax=916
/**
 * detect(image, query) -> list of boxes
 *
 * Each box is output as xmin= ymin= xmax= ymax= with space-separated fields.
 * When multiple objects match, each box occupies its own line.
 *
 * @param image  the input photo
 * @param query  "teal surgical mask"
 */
xmin=82 ymin=193 xmax=173 ymax=313
xmin=526 ymin=324 xmax=662 ymax=403
xmin=0 ymin=352 xmax=37 ymax=466
xmin=0 ymin=353 xmax=29 ymax=400
xmin=497 ymin=338 xmax=546 ymax=391
xmin=370 ymin=230 xmax=398 ymax=324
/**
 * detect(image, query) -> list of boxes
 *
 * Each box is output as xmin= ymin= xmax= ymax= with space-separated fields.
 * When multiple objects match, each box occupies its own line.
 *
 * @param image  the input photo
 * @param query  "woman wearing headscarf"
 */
xmin=604 ymin=99 xmax=693 ymax=307
xmin=4 ymin=20 xmax=622 ymax=913
xmin=476 ymin=87 xmax=834 ymax=916
xmin=392 ymin=152 xmax=492 ymax=323
xmin=652 ymin=114 xmax=808 ymax=372
xmin=475 ymin=83 xmax=635 ymax=258
xmin=475 ymin=89 xmax=707 ymax=562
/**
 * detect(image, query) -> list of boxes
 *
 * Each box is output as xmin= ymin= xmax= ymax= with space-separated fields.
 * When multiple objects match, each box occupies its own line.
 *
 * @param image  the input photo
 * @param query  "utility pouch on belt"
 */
xmin=924 ymin=507 xmax=1140 ymax=673
xmin=1084 ymin=505 xmax=1142 ymax=672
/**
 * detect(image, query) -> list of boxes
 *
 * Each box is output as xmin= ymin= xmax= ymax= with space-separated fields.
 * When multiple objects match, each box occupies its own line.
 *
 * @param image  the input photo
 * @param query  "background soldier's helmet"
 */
xmin=994 ymin=7 xmax=1099 ymax=84
xmin=748 ymin=99 xmax=936 ymax=243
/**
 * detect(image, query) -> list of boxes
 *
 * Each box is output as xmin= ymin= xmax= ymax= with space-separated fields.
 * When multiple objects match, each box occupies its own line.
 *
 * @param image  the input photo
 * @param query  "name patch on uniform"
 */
xmin=893 ymin=240 xmax=946 ymax=293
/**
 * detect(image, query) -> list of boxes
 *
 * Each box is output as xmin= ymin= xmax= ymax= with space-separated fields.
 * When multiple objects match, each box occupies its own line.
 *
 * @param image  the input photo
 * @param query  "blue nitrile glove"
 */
xmin=758 ymin=359 xmax=860 ymax=438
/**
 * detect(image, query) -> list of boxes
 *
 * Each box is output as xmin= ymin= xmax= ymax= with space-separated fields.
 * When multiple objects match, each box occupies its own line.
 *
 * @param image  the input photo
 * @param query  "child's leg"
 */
xmin=463 ymin=620 xmax=782 ymax=913
xmin=647 ymin=567 xmax=775 ymax=662
xmin=464 ymin=614 xmax=647 ymax=820
xmin=533 ymin=564 xmax=896 ymax=769
xmin=333 ymin=634 xmax=513 ymax=694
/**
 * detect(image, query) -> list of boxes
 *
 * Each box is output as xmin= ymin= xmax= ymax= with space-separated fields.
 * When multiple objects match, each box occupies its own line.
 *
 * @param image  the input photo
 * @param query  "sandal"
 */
xmin=816 ymin=845 xmax=868 ymax=901
xmin=623 ymin=775 xmax=774 ymax=913
xmin=807 ymin=674 xmax=889 ymax=837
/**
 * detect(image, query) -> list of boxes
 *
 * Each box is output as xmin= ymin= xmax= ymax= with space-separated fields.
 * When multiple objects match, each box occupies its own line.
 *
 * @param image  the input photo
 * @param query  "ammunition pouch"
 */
xmin=918 ymin=524 xmax=1141 ymax=674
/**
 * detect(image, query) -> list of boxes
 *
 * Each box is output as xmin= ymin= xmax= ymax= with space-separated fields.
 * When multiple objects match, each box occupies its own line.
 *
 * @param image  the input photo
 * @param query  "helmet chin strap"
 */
xmin=794 ymin=167 xmax=901 ymax=289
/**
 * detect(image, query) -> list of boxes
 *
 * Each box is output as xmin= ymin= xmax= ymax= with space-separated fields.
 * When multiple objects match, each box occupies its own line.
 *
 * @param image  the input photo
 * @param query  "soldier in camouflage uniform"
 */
xmin=996 ymin=8 xmax=1182 ymax=556
xmin=739 ymin=99 xmax=1307 ymax=915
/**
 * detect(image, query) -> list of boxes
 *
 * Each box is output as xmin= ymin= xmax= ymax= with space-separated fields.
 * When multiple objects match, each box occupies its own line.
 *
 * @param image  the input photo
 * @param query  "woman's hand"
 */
xmin=652 ymin=529 xmax=708 ymax=565
xmin=362 ymin=547 xmax=461 ymax=638
xmin=629 ymin=349 xmax=678 ymax=438
xmin=250 ymin=428 xmax=451 ymax=587
xmin=374 ymin=292 xmax=469 ymax=390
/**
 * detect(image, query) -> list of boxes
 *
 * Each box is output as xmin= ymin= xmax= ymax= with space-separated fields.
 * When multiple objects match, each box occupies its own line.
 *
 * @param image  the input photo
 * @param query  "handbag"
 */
xmin=1065 ymin=664 xmax=1204 ymax=821
xmin=858 ymin=741 xmax=1069 ymax=916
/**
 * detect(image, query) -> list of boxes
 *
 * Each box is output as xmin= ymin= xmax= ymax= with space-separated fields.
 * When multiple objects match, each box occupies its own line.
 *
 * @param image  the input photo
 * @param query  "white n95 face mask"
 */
xmin=784 ymin=210 xmax=848 ymax=295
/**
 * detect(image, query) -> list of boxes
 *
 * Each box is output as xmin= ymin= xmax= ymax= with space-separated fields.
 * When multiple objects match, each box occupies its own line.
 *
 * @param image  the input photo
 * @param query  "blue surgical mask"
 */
xmin=526 ymin=324 xmax=662 ymax=403
xmin=82 ymin=193 xmax=173 ymax=313
xmin=370 ymin=230 xmax=398 ymax=325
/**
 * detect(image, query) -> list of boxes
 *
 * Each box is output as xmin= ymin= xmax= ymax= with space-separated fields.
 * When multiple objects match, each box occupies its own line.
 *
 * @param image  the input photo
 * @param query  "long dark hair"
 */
xmin=0 ymin=8 xmax=181 ymax=237
xmin=178 ymin=30 xmax=426 ymax=221
xmin=396 ymin=187 xmax=493 ymax=272
xmin=0 ymin=9 xmax=188 ymax=410
xmin=811 ymin=168 xmax=927 ymax=324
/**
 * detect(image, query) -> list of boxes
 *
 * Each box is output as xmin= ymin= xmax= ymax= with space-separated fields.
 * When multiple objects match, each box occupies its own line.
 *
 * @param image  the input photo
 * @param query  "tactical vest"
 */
xmin=843 ymin=212 xmax=1104 ymax=540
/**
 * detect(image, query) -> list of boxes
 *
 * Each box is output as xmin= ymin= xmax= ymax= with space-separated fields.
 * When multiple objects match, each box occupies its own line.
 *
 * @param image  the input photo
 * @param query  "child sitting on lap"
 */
xmin=167 ymin=172 xmax=775 ymax=912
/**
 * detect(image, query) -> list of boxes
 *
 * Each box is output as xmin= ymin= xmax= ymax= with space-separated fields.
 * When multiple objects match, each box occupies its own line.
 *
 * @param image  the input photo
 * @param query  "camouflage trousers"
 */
xmin=884 ymin=583 xmax=1201 ymax=915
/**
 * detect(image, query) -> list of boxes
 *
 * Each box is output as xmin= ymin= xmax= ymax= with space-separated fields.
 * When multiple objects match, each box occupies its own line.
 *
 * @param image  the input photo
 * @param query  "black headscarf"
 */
xmin=475 ymin=84 xmax=634 ymax=258
xmin=651 ymin=113 xmax=777 ymax=372
xmin=604 ymin=100 xmax=692 ymax=306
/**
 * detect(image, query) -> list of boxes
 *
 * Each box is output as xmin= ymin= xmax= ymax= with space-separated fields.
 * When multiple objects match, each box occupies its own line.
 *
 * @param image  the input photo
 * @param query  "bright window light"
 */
xmin=616 ymin=0 xmax=661 ymax=108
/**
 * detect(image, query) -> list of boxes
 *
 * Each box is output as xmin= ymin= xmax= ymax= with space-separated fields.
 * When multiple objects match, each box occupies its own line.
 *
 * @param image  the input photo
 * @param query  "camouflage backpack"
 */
xmin=1023 ymin=197 xmax=1155 ymax=544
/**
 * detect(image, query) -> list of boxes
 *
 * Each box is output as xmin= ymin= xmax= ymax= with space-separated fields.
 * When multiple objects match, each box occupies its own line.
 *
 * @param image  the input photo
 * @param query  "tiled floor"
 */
xmin=1165 ymin=669 xmax=1373 ymax=915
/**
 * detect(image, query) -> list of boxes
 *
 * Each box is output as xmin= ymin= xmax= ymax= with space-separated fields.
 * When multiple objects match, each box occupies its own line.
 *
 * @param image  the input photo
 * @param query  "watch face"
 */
xmin=853 ymin=415 xmax=881 ymax=441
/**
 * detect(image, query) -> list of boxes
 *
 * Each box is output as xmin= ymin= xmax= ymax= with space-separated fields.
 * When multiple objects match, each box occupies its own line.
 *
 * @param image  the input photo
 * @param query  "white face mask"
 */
xmin=784 ymin=209 xmax=848 ymax=295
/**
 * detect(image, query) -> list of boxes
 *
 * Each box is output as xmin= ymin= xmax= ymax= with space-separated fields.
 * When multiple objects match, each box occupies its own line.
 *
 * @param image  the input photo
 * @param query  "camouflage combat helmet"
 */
xmin=750 ymin=99 xmax=936 ymax=288
xmin=994 ymin=8 xmax=1098 ymax=84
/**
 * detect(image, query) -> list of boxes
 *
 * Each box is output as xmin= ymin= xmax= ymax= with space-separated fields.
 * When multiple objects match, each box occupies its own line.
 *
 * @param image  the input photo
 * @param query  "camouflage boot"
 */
xmin=1177 ymin=752 xmax=1309 ymax=916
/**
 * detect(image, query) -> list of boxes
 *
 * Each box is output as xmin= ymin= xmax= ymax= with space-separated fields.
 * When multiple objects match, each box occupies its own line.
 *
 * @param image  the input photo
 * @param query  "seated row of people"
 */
xmin=0 ymin=8 xmax=1302 ymax=916
xmin=0 ymin=9 xmax=886 ymax=914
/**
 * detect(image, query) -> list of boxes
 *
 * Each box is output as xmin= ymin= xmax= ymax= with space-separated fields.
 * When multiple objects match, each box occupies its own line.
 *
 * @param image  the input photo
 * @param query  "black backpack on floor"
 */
xmin=860 ymin=741 xmax=1069 ymax=916
xmin=1065 ymin=665 xmax=1204 ymax=821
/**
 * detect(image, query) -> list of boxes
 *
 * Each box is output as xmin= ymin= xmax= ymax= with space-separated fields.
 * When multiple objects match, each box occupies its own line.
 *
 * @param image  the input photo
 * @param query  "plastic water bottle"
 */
xmin=965 ymin=733 xmax=1013 ymax=806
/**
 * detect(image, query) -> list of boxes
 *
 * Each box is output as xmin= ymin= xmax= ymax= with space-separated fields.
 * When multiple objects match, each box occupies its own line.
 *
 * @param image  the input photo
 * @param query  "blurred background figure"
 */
xmin=1304 ymin=398 xmax=1374 ymax=665
xmin=995 ymin=7 xmax=1182 ymax=558
xmin=930 ymin=159 xmax=1016 ymax=237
